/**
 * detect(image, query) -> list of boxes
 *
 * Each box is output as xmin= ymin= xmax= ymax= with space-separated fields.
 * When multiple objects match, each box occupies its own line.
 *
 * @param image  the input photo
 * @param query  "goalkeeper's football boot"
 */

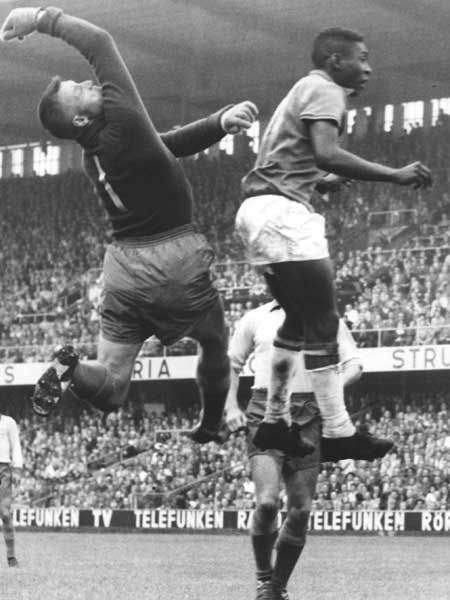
xmin=7 ymin=557 xmax=19 ymax=567
xmin=32 ymin=345 xmax=79 ymax=417
xmin=321 ymin=425 xmax=394 ymax=462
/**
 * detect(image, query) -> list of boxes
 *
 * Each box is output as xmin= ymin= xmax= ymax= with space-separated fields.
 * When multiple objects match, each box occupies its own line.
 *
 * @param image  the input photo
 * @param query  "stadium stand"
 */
xmin=3 ymin=120 xmax=449 ymax=360
xmin=3 ymin=389 xmax=448 ymax=511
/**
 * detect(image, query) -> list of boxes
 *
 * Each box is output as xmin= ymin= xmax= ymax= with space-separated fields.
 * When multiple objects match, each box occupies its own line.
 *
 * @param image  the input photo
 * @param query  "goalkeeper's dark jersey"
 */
xmin=37 ymin=8 xmax=228 ymax=240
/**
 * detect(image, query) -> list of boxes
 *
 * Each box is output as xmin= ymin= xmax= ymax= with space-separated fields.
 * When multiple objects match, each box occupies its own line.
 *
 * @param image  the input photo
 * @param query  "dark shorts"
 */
xmin=0 ymin=464 xmax=12 ymax=508
xmin=246 ymin=390 xmax=321 ymax=473
xmin=101 ymin=225 xmax=219 ymax=345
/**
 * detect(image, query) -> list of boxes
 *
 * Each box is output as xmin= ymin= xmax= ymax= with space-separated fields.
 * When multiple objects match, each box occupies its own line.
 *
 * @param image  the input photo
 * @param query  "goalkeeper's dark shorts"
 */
xmin=101 ymin=225 xmax=218 ymax=346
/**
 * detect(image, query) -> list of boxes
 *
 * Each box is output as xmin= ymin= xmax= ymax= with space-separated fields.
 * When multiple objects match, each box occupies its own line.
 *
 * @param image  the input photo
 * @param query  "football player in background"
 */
xmin=225 ymin=300 xmax=361 ymax=599
xmin=0 ymin=412 xmax=23 ymax=567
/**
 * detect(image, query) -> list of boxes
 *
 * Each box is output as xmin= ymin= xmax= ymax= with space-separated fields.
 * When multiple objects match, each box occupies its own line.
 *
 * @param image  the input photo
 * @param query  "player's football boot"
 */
xmin=255 ymin=580 xmax=275 ymax=600
xmin=253 ymin=420 xmax=315 ymax=457
xmin=31 ymin=345 xmax=79 ymax=417
xmin=321 ymin=425 xmax=394 ymax=462
xmin=7 ymin=557 xmax=19 ymax=567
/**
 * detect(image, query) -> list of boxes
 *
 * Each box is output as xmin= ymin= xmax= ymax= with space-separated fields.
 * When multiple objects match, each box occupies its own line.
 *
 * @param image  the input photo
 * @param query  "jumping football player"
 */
xmin=236 ymin=27 xmax=431 ymax=460
xmin=1 ymin=6 xmax=258 ymax=444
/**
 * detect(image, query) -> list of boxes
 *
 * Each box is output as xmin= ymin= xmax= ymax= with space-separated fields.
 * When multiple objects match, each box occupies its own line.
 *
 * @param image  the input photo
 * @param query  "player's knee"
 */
xmin=275 ymin=357 xmax=292 ymax=379
xmin=279 ymin=507 xmax=309 ymax=547
xmin=0 ymin=508 xmax=11 ymax=522
xmin=256 ymin=499 xmax=279 ymax=521
xmin=252 ymin=499 xmax=279 ymax=533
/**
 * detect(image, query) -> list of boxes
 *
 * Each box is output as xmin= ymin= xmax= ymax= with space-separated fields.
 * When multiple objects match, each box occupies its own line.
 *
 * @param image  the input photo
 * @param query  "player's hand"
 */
xmin=316 ymin=173 xmax=352 ymax=193
xmin=220 ymin=101 xmax=259 ymax=135
xmin=225 ymin=405 xmax=248 ymax=432
xmin=392 ymin=162 xmax=432 ymax=189
xmin=0 ymin=7 xmax=41 ymax=42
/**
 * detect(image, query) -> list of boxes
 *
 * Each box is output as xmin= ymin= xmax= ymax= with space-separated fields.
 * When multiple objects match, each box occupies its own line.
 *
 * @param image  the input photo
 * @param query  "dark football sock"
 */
xmin=197 ymin=360 xmax=230 ymax=429
xmin=272 ymin=541 xmax=305 ymax=590
xmin=2 ymin=515 xmax=16 ymax=559
xmin=252 ymin=531 xmax=278 ymax=577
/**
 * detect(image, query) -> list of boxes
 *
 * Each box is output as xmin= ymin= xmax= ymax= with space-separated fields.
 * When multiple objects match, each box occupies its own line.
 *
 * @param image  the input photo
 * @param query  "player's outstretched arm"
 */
xmin=1 ymin=7 xmax=145 ymax=116
xmin=310 ymin=120 xmax=432 ymax=189
xmin=161 ymin=101 xmax=258 ymax=158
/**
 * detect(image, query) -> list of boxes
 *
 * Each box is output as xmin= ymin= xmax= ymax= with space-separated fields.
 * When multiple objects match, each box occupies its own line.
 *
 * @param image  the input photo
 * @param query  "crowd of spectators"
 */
xmin=314 ymin=393 xmax=450 ymax=512
xmin=0 ymin=118 xmax=450 ymax=360
xmin=5 ymin=389 xmax=448 ymax=512
xmin=0 ymin=172 xmax=107 ymax=361
xmin=336 ymin=236 xmax=450 ymax=346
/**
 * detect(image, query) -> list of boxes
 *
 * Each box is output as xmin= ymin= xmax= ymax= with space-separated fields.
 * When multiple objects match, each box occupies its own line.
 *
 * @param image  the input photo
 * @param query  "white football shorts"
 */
xmin=235 ymin=194 xmax=329 ymax=265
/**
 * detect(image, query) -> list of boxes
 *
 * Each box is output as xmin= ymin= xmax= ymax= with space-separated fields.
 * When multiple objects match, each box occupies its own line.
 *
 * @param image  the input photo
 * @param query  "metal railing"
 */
xmin=350 ymin=324 xmax=450 ymax=347
xmin=360 ymin=244 xmax=448 ymax=256
xmin=368 ymin=209 xmax=418 ymax=228
xmin=132 ymin=460 xmax=246 ymax=510
xmin=0 ymin=323 xmax=449 ymax=362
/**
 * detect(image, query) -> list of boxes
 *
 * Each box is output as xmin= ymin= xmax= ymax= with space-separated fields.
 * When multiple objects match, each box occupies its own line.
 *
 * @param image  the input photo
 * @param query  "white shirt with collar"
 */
xmin=229 ymin=301 xmax=359 ymax=390
xmin=0 ymin=415 xmax=23 ymax=468
xmin=229 ymin=301 xmax=311 ymax=391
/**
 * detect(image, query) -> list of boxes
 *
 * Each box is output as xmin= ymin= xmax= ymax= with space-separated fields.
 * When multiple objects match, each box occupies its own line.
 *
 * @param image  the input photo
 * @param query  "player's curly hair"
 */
xmin=312 ymin=28 xmax=364 ymax=68
xmin=38 ymin=76 xmax=78 ymax=140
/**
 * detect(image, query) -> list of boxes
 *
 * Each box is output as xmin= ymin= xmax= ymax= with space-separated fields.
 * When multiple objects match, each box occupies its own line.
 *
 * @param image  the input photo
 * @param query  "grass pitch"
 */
xmin=0 ymin=532 xmax=448 ymax=600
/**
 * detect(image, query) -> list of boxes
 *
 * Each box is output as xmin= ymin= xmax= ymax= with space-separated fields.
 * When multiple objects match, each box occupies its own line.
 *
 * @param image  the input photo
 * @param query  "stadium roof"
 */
xmin=1 ymin=0 xmax=450 ymax=144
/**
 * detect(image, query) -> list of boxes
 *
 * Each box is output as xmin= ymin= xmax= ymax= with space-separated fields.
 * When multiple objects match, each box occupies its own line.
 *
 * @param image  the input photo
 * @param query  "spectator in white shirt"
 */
xmin=0 ymin=412 xmax=23 ymax=567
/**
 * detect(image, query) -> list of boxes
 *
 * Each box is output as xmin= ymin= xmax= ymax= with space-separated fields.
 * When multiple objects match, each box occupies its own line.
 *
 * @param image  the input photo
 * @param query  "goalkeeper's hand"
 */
xmin=0 ymin=7 xmax=42 ymax=42
xmin=220 ymin=101 xmax=259 ymax=135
